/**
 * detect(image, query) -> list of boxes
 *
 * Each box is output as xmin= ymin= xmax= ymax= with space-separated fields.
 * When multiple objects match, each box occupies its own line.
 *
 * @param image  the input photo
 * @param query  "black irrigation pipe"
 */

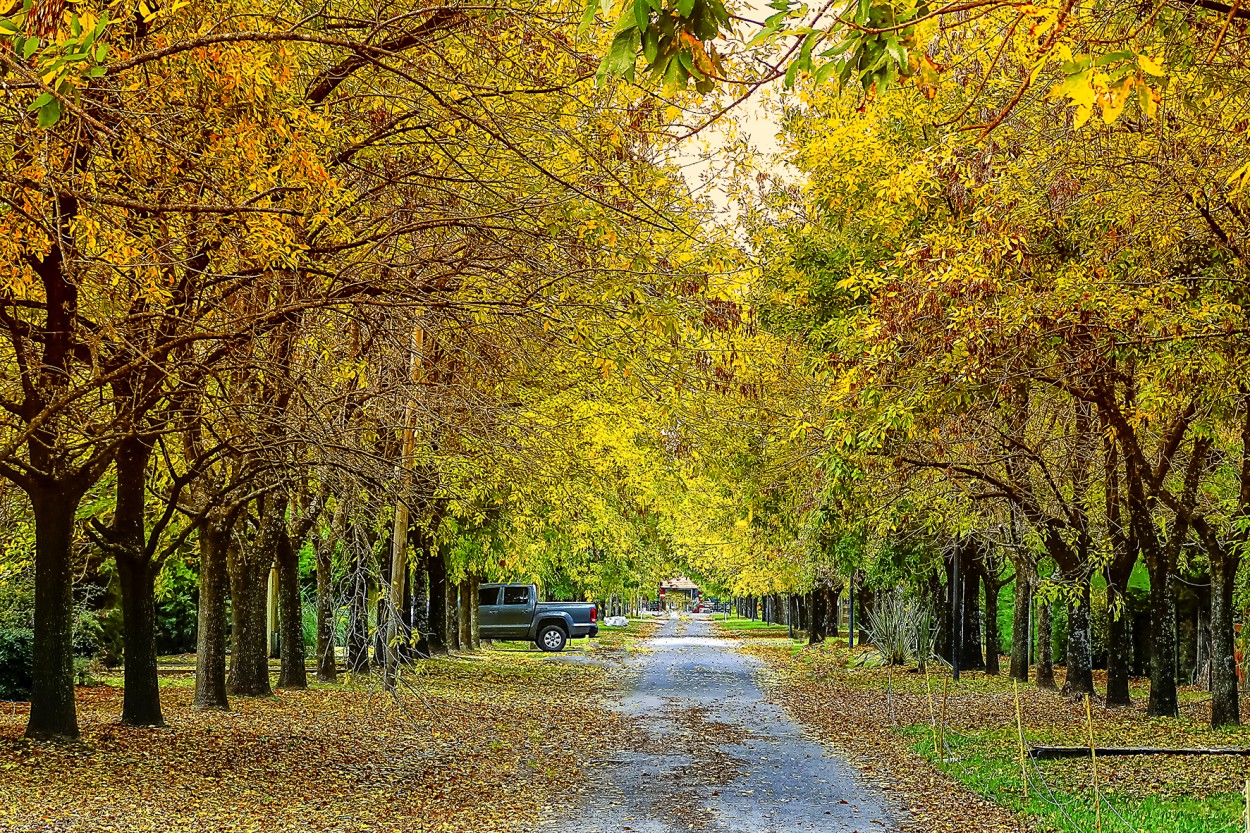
xmin=1031 ymin=746 xmax=1250 ymax=760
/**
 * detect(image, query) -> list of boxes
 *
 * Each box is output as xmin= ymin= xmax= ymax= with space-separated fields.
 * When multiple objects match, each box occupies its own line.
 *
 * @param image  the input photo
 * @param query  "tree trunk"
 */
xmin=1146 ymin=559 xmax=1179 ymax=717
xmin=1105 ymin=562 xmax=1135 ymax=708
xmin=447 ymin=576 xmax=461 ymax=652
xmin=1036 ymin=598 xmax=1056 ymax=690
xmin=459 ymin=578 xmax=472 ymax=650
xmin=960 ymin=562 xmax=985 ymax=671
xmin=228 ymin=523 xmax=273 ymax=697
xmin=276 ymin=527 xmax=307 ymax=689
xmin=411 ymin=550 xmax=431 ymax=657
xmin=26 ymin=491 xmax=82 ymax=740
xmin=1009 ymin=571 xmax=1032 ymax=682
xmin=117 ymin=555 xmax=164 ymax=726
xmin=315 ymin=542 xmax=337 ymax=683
xmin=1063 ymin=578 xmax=1095 ymax=697
xmin=1211 ymin=550 xmax=1240 ymax=727
xmin=807 ymin=590 xmax=822 ymax=645
xmin=195 ymin=515 xmax=231 ymax=709
xmin=984 ymin=575 xmax=1002 ymax=676
xmin=469 ymin=575 xmax=481 ymax=649
xmin=427 ymin=553 xmax=448 ymax=655
xmin=111 ymin=435 xmax=164 ymax=727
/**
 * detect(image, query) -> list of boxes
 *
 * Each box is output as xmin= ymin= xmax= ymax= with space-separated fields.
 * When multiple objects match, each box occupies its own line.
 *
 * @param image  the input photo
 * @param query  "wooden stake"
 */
xmin=1014 ymin=679 xmax=1029 ymax=801
xmin=939 ymin=674 xmax=950 ymax=763
xmin=925 ymin=664 xmax=939 ymax=759
xmin=1086 ymin=693 xmax=1102 ymax=833
xmin=1243 ymin=776 xmax=1249 ymax=833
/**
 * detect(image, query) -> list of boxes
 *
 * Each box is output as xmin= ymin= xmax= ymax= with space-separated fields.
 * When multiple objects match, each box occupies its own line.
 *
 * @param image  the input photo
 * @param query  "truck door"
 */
xmin=497 ymin=585 xmax=535 ymax=639
xmin=478 ymin=586 xmax=502 ymax=638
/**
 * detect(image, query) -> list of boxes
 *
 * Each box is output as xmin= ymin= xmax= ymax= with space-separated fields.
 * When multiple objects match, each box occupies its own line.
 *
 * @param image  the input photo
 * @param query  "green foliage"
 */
xmin=0 ymin=626 xmax=33 ymax=700
xmin=154 ymin=556 xmax=199 ymax=655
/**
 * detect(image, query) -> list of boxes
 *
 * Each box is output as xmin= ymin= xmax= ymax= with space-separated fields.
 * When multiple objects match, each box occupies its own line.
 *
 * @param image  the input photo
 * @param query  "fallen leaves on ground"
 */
xmin=0 ymin=650 xmax=633 ymax=832
xmin=734 ymin=632 xmax=1250 ymax=832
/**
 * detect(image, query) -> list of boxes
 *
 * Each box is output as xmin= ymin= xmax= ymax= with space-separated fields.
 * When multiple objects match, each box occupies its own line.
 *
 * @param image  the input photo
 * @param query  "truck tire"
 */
xmin=538 ymin=624 xmax=567 ymax=652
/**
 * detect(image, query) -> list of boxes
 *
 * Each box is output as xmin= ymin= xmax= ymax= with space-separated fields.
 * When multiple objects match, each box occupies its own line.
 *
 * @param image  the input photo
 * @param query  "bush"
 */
xmin=0 ymin=626 xmax=33 ymax=701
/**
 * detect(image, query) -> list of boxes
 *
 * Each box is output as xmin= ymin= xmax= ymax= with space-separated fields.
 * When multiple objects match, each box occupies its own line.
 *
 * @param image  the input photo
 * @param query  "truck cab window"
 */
xmin=479 ymin=588 xmax=500 ymax=606
xmin=503 ymin=586 xmax=529 ymax=605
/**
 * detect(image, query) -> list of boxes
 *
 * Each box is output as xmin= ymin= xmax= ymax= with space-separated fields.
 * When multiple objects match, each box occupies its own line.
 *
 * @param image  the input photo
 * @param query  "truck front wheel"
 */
xmin=537 ymin=625 xmax=567 ymax=652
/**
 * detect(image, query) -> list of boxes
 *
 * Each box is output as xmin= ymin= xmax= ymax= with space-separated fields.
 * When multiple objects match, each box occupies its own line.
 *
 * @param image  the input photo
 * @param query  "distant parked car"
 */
xmin=477 ymin=584 xmax=598 ymax=652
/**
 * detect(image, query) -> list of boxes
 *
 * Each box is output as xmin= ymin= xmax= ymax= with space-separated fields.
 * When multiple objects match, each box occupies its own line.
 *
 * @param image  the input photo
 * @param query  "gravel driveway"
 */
xmin=548 ymin=615 xmax=904 ymax=833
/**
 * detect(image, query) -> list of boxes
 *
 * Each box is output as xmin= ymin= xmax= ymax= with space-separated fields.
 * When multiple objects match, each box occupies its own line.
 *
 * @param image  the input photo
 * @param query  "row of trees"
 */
xmin=0 ymin=0 xmax=753 ymax=740
xmin=673 ymin=1 xmax=1250 ymax=729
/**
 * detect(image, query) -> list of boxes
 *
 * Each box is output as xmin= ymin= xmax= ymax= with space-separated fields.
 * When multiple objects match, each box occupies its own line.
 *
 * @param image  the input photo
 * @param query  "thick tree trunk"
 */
xmin=1009 ymin=571 xmax=1032 ymax=682
xmin=26 ymin=491 xmax=82 ymax=740
xmin=1036 ymin=599 xmax=1056 ymax=690
xmin=1211 ymin=551 xmax=1240 ymax=727
xmin=117 ymin=555 xmax=164 ymax=726
xmin=1147 ymin=560 xmax=1179 ymax=717
xmin=1062 ymin=578 xmax=1095 ymax=696
xmin=110 ymin=435 xmax=164 ymax=727
xmin=276 ymin=527 xmax=307 ymax=689
xmin=427 ymin=553 xmax=448 ymax=655
xmin=411 ymin=551 xmax=431 ymax=657
xmin=960 ymin=562 xmax=985 ymax=671
xmin=228 ymin=532 xmax=273 ymax=696
xmin=195 ymin=515 xmax=231 ymax=709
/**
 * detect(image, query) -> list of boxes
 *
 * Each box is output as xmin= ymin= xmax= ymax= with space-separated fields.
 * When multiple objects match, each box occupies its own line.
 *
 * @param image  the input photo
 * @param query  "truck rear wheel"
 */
xmin=538 ymin=625 xmax=567 ymax=652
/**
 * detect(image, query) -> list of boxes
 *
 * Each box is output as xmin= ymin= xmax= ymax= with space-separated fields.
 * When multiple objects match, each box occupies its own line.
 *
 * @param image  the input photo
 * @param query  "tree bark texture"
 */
xmin=427 ymin=552 xmax=448 ymax=654
xmin=26 ymin=492 xmax=82 ymax=740
xmin=275 ymin=525 xmax=307 ymax=689
xmin=1009 ymin=570 xmax=1032 ymax=682
xmin=1036 ymin=599 xmax=1056 ymax=690
xmin=194 ymin=514 xmax=232 ymax=709
xmin=1062 ymin=578 xmax=1095 ymax=697
xmin=1210 ymin=549 xmax=1240 ymax=727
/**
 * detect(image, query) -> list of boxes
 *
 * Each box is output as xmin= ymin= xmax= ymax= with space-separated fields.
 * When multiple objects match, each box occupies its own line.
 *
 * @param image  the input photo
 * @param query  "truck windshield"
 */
xmin=502 ymin=587 xmax=529 ymax=605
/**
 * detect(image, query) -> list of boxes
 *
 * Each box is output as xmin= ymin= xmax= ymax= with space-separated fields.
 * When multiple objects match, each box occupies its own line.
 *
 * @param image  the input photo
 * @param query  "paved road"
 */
xmin=549 ymin=616 xmax=901 ymax=833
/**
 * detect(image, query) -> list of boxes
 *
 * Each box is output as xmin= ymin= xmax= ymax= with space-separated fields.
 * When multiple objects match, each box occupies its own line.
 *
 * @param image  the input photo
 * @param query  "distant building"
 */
xmin=659 ymin=576 xmax=700 ymax=609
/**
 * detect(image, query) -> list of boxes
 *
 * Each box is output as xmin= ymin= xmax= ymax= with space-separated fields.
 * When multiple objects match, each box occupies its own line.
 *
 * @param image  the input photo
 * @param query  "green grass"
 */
xmin=715 ymin=615 xmax=795 ymax=634
xmin=902 ymin=725 xmax=1244 ymax=832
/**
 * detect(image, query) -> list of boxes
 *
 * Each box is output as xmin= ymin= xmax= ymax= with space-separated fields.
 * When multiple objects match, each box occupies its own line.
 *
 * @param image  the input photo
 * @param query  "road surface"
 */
xmin=549 ymin=616 xmax=902 ymax=833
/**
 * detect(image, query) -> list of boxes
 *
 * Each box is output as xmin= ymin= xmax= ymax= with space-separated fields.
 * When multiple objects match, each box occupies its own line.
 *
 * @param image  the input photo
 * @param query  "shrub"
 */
xmin=866 ymin=591 xmax=912 ymax=665
xmin=867 ymin=590 xmax=937 ymax=668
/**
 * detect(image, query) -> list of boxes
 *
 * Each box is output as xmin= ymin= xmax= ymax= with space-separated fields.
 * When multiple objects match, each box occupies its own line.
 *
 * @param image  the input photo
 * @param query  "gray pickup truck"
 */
xmin=477 ymin=583 xmax=598 ymax=652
